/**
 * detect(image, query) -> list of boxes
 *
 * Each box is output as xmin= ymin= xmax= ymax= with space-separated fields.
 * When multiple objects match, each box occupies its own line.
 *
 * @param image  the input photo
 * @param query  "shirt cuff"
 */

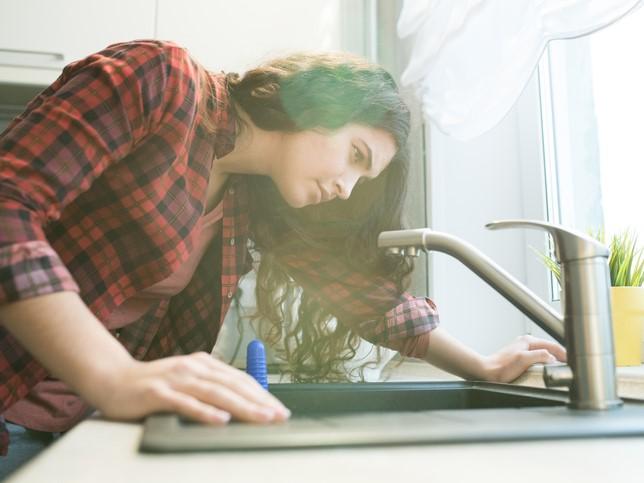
xmin=382 ymin=295 xmax=440 ymax=338
xmin=0 ymin=241 xmax=79 ymax=305
xmin=355 ymin=295 xmax=440 ymax=355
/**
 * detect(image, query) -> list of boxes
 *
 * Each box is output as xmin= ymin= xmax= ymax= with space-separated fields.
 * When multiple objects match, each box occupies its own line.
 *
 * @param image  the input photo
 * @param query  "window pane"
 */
xmin=590 ymin=5 xmax=644 ymax=241
xmin=540 ymin=6 xmax=644 ymax=255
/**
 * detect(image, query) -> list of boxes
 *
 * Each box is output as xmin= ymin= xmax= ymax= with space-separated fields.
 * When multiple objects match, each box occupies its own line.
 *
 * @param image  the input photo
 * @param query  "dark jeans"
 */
xmin=0 ymin=422 xmax=64 ymax=481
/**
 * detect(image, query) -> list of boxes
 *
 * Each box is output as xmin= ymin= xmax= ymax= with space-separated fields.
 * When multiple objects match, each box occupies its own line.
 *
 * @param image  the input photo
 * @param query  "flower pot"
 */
xmin=611 ymin=287 xmax=644 ymax=366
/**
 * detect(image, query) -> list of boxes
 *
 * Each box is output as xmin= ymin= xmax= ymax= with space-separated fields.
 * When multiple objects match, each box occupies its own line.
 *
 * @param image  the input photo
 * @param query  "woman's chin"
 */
xmin=283 ymin=196 xmax=309 ymax=209
xmin=285 ymin=191 xmax=319 ymax=208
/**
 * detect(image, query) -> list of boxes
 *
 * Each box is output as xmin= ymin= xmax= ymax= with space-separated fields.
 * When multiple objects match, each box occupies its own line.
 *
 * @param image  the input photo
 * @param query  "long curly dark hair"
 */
xmin=197 ymin=52 xmax=413 ymax=382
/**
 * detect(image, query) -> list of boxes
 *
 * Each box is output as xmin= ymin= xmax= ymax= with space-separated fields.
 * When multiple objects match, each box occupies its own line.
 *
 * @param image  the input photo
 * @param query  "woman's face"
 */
xmin=270 ymin=124 xmax=397 ymax=208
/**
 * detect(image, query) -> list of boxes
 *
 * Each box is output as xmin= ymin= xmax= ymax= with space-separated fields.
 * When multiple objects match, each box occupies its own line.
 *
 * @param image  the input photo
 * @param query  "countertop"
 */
xmin=381 ymin=360 xmax=644 ymax=399
xmin=6 ymin=361 xmax=644 ymax=483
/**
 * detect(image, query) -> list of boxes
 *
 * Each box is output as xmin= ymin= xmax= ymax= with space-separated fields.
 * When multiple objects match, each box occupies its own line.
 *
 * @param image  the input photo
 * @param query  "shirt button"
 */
xmin=228 ymin=188 xmax=235 ymax=195
xmin=227 ymin=291 xmax=233 ymax=299
xmin=229 ymin=238 xmax=235 ymax=246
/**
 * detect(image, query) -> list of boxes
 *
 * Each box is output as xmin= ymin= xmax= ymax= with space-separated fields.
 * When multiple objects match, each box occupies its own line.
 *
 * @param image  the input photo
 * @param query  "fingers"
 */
xmin=488 ymin=336 xmax=567 ymax=383
xmin=177 ymin=377 xmax=285 ymax=423
xmin=522 ymin=335 xmax=567 ymax=362
xmin=210 ymin=370 xmax=289 ymax=415
xmin=165 ymin=352 xmax=290 ymax=423
xmin=192 ymin=353 xmax=290 ymax=415
xmin=523 ymin=348 xmax=557 ymax=366
xmin=150 ymin=384 xmax=232 ymax=425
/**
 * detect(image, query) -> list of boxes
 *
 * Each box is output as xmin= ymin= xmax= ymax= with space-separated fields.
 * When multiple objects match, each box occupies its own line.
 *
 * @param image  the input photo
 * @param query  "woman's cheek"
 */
xmin=273 ymin=177 xmax=307 ymax=208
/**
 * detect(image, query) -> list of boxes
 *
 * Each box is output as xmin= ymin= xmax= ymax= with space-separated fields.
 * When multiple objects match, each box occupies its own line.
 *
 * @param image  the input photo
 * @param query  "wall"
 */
xmin=155 ymin=0 xmax=345 ymax=74
xmin=426 ymin=71 xmax=554 ymax=355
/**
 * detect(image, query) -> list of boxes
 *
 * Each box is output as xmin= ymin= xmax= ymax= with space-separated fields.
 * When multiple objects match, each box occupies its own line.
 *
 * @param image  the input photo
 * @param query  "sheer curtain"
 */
xmin=398 ymin=0 xmax=643 ymax=140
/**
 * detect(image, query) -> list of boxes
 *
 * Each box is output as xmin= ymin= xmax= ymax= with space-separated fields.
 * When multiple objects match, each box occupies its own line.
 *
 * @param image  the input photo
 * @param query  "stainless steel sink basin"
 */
xmin=139 ymin=381 xmax=644 ymax=453
xmin=269 ymin=381 xmax=566 ymax=413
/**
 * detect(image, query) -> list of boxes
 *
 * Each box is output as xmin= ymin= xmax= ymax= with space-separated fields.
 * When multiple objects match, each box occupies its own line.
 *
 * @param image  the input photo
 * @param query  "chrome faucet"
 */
xmin=378 ymin=219 xmax=622 ymax=410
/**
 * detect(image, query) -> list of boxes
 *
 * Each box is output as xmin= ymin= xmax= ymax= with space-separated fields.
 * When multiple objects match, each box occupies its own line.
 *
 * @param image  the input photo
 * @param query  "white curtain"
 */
xmin=398 ymin=0 xmax=643 ymax=140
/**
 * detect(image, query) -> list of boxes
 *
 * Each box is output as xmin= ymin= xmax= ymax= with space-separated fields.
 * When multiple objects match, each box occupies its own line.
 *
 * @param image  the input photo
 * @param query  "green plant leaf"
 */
xmin=534 ymin=227 xmax=644 ymax=287
xmin=530 ymin=245 xmax=561 ymax=283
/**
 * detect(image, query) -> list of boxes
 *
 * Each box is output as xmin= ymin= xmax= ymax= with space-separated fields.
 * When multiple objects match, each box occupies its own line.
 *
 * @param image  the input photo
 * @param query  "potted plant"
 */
xmin=535 ymin=229 xmax=644 ymax=366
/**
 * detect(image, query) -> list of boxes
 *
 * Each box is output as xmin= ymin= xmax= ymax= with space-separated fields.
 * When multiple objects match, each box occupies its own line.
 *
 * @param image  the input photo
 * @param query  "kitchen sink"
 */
xmin=268 ymin=381 xmax=566 ymax=413
xmin=139 ymin=381 xmax=644 ymax=452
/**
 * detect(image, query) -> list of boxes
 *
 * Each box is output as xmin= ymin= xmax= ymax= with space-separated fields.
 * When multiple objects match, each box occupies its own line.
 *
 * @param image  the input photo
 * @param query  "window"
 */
xmin=539 ymin=6 xmax=644 ymax=265
xmin=537 ymin=6 xmax=644 ymax=305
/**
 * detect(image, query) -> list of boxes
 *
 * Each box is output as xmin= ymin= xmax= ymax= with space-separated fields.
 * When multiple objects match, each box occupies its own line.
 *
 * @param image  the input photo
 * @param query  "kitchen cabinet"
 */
xmin=0 ymin=0 xmax=360 ymax=85
xmin=155 ymin=0 xmax=345 ymax=74
xmin=0 ymin=0 xmax=155 ymax=85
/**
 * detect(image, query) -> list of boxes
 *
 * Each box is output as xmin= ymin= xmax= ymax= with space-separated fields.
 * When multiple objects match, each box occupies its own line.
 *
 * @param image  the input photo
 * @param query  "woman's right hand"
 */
xmin=95 ymin=351 xmax=290 ymax=425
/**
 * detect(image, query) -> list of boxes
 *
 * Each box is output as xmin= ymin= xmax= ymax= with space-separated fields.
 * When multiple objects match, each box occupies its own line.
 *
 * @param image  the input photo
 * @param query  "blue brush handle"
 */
xmin=246 ymin=339 xmax=268 ymax=390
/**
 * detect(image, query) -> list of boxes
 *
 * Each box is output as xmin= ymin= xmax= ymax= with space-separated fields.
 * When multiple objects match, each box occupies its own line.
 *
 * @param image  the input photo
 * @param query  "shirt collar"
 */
xmin=207 ymin=72 xmax=237 ymax=160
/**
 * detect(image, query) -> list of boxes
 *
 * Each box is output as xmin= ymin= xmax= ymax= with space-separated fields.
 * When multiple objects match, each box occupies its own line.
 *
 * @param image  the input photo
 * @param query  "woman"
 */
xmin=0 ymin=40 xmax=566 ymax=463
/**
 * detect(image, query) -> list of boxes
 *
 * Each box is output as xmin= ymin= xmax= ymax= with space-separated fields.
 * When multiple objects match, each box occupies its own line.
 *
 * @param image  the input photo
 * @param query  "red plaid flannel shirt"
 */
xmin=0 ymin=40 xmax=439 ymax=456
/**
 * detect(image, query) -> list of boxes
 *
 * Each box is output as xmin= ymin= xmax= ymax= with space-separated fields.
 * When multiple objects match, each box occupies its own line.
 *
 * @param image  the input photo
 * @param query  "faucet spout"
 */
xmin=378 ymin=229 xmax=564 ymax=341
xmin=378 ymin=221 xmax=622 ymax=410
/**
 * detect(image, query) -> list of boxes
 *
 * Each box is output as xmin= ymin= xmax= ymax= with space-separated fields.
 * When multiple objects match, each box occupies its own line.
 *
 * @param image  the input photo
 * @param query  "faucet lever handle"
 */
xmin=485 ymin=219 xmax=609 ymax=263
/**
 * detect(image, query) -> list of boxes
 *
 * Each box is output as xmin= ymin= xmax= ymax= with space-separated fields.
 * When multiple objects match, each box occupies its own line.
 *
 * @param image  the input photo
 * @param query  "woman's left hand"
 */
xmin=482 ymin=334 xmax=567 ymax=383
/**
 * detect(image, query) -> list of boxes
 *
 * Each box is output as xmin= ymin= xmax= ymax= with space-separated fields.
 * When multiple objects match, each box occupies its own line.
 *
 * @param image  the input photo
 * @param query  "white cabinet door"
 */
xmin=156 ymin=0 xmax=343 ymax=74
xmin=0 ymin=0 xmax=155 ymax=84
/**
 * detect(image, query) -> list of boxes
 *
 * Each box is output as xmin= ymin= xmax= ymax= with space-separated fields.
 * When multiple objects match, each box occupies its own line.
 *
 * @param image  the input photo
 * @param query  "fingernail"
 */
xmin=212 ymin=410 xmax=230 ymax=423
xmin=259 ymin=407 xmax=275 ymax=420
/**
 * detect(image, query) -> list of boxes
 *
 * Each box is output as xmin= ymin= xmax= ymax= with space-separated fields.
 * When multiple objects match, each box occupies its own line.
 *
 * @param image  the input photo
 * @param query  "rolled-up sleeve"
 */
xmin=0 ymin=40 xmax=196 ymax=306
xmin=278 ymin=249 xmax=440 ymax=357
xmin=353 ymin=294 xmax=439 ymax=358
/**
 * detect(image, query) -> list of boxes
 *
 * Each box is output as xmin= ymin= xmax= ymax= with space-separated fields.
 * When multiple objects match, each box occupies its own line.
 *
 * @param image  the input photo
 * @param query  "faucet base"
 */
xmin=569 ymin=398 xmax=624 ymax=411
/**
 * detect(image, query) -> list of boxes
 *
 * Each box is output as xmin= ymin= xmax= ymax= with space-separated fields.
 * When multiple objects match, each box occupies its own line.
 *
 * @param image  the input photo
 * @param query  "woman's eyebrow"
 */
xmin=363 ymin=142 xmax=373 ymax=171
xmin=364 ymin=141 xmax=387 ymax=178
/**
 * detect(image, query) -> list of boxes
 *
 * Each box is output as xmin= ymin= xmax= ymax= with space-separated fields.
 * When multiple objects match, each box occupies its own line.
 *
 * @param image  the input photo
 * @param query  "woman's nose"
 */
xmin=334 ymin=169 xmax=362 ymax=200
xmin=334 ymin=175 xmax=357 ymax=200
xmin=334 ymin=180 xmax=350 ymax=200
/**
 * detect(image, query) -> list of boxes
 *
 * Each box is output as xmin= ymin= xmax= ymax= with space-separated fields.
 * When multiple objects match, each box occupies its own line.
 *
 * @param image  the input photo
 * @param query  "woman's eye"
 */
xmin=352 ymin=145 xmax=364 ymax=164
